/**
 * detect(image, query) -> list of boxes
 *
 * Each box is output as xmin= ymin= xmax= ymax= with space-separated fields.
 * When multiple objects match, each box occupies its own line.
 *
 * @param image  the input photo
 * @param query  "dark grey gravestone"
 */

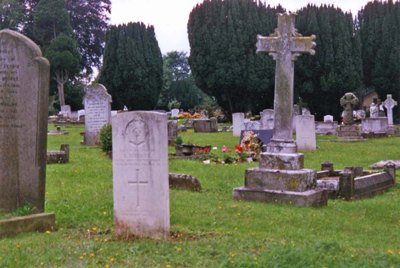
xmin=0 ymin=30 xmax=49 ymax=212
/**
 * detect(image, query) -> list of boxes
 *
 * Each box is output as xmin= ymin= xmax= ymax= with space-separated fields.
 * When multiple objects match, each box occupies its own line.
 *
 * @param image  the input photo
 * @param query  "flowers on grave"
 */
xmin=177 ymin=112 xmax=201 ymax=119
xmin=239 ymin=131 xmax=261 ymax=160
xmin=221 ymin=145 xmax=232 ymax=153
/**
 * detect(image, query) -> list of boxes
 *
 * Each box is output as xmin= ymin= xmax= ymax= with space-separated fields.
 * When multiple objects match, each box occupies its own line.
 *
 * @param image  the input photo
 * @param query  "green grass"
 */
xmin=1 ymin=125 xmax=400 ymax=267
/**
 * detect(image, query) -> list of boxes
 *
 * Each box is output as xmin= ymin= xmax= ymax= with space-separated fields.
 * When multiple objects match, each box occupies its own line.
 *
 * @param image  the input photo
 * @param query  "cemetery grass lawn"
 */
xmin=1 ymin=125 xmax=399 ymax=267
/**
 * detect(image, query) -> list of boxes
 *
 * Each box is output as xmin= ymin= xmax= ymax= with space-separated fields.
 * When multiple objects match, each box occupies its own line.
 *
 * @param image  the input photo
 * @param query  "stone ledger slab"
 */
xmin=0 ymin=29 xmax=49 ymax=212
xmin=112 ymin=111 xmax=169 ymax=239
xmin=0 ymin=213 xmax=55 ymax=238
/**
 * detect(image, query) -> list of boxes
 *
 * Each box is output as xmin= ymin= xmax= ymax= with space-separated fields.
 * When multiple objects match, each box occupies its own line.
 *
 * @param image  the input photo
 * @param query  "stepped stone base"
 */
xmin=337 ymin=125 xmax=364 ymax=141
xmin=233 ymin=187 xmax=328 ymax=207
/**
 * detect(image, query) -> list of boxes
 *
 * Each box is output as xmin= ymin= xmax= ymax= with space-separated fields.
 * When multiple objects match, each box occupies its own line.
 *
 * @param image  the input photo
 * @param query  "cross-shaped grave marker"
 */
xmin=128 ymin=168 xmax=148 ymax=207
xmin=256 ymin=13 xmax=316 ymax=153
xmin=383 ymin=94 xmax=397 ymax=126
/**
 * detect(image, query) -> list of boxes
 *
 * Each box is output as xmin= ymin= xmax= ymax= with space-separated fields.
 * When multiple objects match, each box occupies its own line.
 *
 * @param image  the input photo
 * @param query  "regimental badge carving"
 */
xmin=123 ymin=115 xmax=149 ymax=146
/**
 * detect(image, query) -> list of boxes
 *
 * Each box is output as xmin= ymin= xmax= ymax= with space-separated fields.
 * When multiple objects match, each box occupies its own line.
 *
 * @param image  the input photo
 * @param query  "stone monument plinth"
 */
xmin=233 ymin=13 xmax=327 ymax=207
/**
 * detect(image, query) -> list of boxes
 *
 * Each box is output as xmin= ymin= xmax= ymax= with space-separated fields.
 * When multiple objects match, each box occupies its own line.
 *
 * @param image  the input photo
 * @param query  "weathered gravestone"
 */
xmin=260 ymin=109 xmax=274 ymax=130
xmin=295 ymin=115 xmax=316 ymax=151
xmin=232 ymin=112 xmax=245 ymax=136
xmin=171 ymin=108 xmax=179 ymax=118
xmin=337 ymin=93 xmax=363 ymax=141
xmin=60 ymin=105 xmax=71 ymax=118
xmin=193 ymin=118 xmax=218 ymax=132
xmin=383 ymin=94 xmax=397 ymax=134
xmin=83 ymin=84 xmax=112 ymax=145
xmin=0 ymin=30 xmax=50 ymax=212
xmin=112 ymin=111 xmax=169 ymax=239
xmin=324 ymin=115 xmax=333 ymax=122
xmin=233 ymin=13 xmax=327 ymax=207
xmin=167 ymin=120 xmax=178 ymax=145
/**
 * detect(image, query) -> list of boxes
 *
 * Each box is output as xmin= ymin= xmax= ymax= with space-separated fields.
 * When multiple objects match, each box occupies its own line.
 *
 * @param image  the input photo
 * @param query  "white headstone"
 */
xmin=60 ymin=105 xmax=71 ymax=118
xmin=232 ymin=113 xmax=244 ymax=136
xmin=112 ymin=111 xmax=169 ymax=239
xmin=83 ymin=84 xmax=112 ymax=145
xmin=295 ymin=115 xmax=316 ymax=151
xmin=77 ymin=109 xmax=85 ymax=121
xmin=383 ymin=94 xmax=397 ymax=126
xmin=171 ymin=108 xmax=179 ymax=118
xmin=323 ymin=115 xmax=333 ymax=123
xmin=260 ymin=109 xmax=274 ymax=129
xmin=0 ymin=30 xmax=49 ymax=212
xmin=244 ymin=121 xmax=261 ymax=131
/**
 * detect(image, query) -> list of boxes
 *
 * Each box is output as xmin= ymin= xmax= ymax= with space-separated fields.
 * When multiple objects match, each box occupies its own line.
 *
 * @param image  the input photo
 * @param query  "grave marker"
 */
xmin=0 ymin=29 xmax=49 ymax=212
xmin=83 ymin=84 xmax=112 ymax=145
xmin=256 ymin=13 xmax=316 ymax=153
xmin=113 ymin=111 xmax=169 ymax=239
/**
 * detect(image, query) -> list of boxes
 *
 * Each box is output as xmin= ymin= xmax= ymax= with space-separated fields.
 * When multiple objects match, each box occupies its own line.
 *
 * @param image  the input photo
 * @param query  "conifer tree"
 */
xmin=99 ymin=23 xmax=163 ymax=110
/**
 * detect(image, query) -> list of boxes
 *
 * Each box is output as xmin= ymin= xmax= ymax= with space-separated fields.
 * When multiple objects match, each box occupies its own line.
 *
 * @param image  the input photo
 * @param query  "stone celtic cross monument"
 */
xmin=256 ymin=13 xmax=316 ymax=153
xmin=233 ymin=14 xmax=327 ymax=207
xmin=383 ymin=94 xmax=397 ymax=126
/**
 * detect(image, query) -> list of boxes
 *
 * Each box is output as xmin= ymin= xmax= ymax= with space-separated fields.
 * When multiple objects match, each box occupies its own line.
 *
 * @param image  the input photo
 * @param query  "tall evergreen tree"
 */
xmin=99 ymin=22 xmax=163 ymax=110
xmin=0 ymin=0 xmax=24 ymax=30
xmin=357 ymin=0 xmax=400 ymax=112
xmin=188 ymin=0 xmax=283 ymax=117
xmin=295 ymin=5 xmax=363 ymax=119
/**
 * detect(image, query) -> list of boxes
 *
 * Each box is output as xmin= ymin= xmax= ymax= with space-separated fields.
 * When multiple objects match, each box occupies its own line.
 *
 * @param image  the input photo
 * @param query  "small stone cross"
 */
xmin=256 ymin=13 xmax=316 ymax=153
xmin=128 ymin=169 xmax=148 ymax=207
xmin=383 ymin=94 xmax=397 ymax=126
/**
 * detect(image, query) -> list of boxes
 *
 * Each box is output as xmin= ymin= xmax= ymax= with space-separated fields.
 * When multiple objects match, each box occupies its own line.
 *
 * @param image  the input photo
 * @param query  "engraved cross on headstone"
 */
xmin=383 ymin=94 xmax=397 ymax=126
xmin=128 ymin=169 xmax=148 ymax=207
xmin=256 ymin=13 xmax=316 ymax=153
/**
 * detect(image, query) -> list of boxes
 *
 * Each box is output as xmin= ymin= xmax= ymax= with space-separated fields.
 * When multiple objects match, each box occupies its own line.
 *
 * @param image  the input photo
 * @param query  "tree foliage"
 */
xmin=188 ymin=0 xmax=284 ymax=117
xmin=294 ymin=4 xmax=363 ymax=119
xmin=158 ymin=51 xmax=210 ymax=110
xmin=99 ymin=22 xmax=163 ymax=111
xmin=0 ymin=0 xmax=24 ymax=30
xmin=33 ymin=0 xmax=73 ymax=45
xmin=10 ymin=0 xmax=110 ymax=76
xmin=357 ymin=0 xmax=400 ymax=105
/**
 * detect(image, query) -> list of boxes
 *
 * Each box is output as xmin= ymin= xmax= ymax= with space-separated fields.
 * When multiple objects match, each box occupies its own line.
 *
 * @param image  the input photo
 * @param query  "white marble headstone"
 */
xmin=323 ymin=115 xmax=333 ymax=123
xmin=295 ymin=115 xmax=316 ymax=151
xmin=232 ymin=113 xmax=244 ymax=136
xmin=171 ymin=108 xmax=179 ymax=118
xmin=60 ymin=105 xmax=71 ymax=118
xmin=112 ymin=111 xmax=169 ymax=239
xmin=83 ymin=84 xmax=112 ymax=145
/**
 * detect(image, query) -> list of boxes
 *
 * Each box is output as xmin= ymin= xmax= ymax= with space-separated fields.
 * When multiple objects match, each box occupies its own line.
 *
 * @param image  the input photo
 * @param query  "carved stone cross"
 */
xmin=383 ymin=94 xmax=397 ymax=126
xmin=256 ymin=13 xmax=316 ymax=153
xmin=128 ymin=169 xmax=148 ymax=207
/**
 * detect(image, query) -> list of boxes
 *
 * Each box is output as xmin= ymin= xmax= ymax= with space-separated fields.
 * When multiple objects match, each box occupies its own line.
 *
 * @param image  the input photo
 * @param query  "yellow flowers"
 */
xmin=387 ymin=249 xmax=394 ymax=255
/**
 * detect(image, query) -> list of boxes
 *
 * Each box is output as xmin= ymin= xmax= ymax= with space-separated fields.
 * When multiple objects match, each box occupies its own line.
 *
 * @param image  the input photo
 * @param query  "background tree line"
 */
xmin=1 ymin=0 xmax=400 ymax=121
xmin=188 ymin=0 xmax=400 ymax=121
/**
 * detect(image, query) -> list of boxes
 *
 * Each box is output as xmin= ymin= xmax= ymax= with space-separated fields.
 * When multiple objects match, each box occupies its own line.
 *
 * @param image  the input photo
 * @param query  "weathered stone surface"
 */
xmin=260 ymin=109 xmax=274 ymax=130
xmin=244 ymin=121 xmax=261 ymax=131
xmin=232 ymin=113 xmax=244 ymax=136
xmin=340 ymin=93 xmax=358 ymax=125
xmin=369 ymin=160 xmax=400 ymax=170
xmin=0 ymin=29 xmax=49 ymax=212
xmin=60 ymin=105 xmax=71 ymax=118
xmin=0 ymin=213 xmax=55 ymax=238
xmin=171 ymin=108 xmax=179 ymax=118
xmin=361 ymin=117 xmax=388 ymax=134
xmin=167 ymin=120 xmax=178 ymax=145
xmin=47 ymin=144 xmax=69 ymax=164
xmin=83 ymin=84 xmax=112 ymax=145
xmin=295 ymin=115 xmax=316 ymax=151
xmin=193 ymin=119 xmax=218 ymax=132
xmin=112 ymin=111 xmax=169 ymax=239
xmin=233 ymin=187 xmax=327 ymax=207
xmin=169 ymin=173 xmax=201 ymax=192
xmin=337 ymin=125 xmax=363 ymax=141
xmin=257 ymin=13 xmax=315 ymax=154
xmin=324 ymin=115 xmax=334 ymax=122
xmin=383 ymin=94 xmax=397 ymax=126
xmin=245 ymin=167 xmax=316 ymax=192
xmin=260 ymin=152 xmax=304 ymax=170
xmin=315 ymin=121 xmax=337 ymax=135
